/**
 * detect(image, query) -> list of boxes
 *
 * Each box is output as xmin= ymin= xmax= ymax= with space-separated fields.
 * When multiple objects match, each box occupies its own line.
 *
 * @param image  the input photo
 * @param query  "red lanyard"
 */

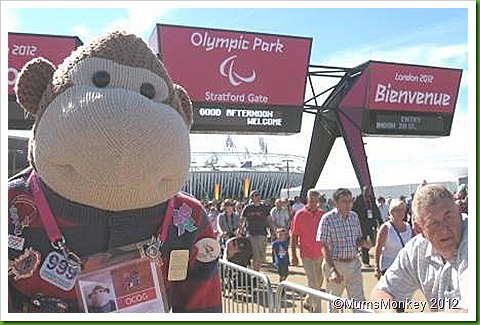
xmin=29 ymin=170 xmax=81 ymax=266
xmin=28 ymin=169 xmax=174 ymax=264
xmin=29 ymin=170 xmax=63 ymax=244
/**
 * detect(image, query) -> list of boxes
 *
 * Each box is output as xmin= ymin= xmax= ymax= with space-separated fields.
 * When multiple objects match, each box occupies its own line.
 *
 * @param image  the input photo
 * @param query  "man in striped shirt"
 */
xmin=316 ymin=188 xmax=366 ymax=313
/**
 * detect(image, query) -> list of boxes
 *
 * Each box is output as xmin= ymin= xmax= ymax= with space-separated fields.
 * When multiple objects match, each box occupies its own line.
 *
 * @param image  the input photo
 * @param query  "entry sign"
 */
xmin=339 ymin=61 xmax=462 ymax=136
xmin=149 ymin=24 xmax=312 ymax=134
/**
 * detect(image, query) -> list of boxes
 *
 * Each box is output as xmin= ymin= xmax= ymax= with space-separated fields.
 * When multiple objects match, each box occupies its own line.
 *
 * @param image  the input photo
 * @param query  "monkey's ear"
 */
xmin=15 ymin=58 xmax=55 ymax=116
xmin=174 ymin=84 xmax=193 ymax=129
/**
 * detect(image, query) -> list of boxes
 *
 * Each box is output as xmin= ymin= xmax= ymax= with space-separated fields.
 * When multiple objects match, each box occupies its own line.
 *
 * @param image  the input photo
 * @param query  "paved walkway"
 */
xmin=259 ymin=247 xmax=427 ymax=312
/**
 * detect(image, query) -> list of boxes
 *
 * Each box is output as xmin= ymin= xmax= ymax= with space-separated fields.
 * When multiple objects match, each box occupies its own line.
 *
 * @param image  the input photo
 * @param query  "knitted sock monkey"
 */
xmin=8 ymin=31 xmax=222 ymax=313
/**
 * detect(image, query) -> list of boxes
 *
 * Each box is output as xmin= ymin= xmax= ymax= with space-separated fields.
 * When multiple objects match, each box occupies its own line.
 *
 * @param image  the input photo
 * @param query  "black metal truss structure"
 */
xmin=300 ymin=62 xmax=372 ymax=199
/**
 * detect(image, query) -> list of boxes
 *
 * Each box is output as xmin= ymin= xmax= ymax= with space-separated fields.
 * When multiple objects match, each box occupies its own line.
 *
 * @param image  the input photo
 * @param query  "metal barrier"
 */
xmin=275 ymin=281 xmax=374 ymax=313
xmin=219 ymin=260 xmax=374 ymax=313
xmin=219 ymin=259 xmax=275 ymax=313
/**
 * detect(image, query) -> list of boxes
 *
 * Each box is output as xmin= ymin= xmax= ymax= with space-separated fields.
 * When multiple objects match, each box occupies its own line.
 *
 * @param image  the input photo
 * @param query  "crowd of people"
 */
xmin=203 ymin=181 xmax=469 ymax=313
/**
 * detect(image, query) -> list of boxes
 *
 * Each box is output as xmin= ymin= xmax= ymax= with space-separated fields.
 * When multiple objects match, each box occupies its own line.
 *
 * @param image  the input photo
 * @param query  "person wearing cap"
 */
xmin=238 ymin=190 xmax=274 ymax=271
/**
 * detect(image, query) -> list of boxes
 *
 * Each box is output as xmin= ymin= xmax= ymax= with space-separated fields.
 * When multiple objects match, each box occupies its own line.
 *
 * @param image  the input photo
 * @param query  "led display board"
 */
xmin=149 ymin=24 xmax=312 ymax=133
xmin=8 ymin=33 xmax=82 ymax=130
xmin=338 ymin=61 xmax=462 ymax=136
xmin=8 ymin=32 xmax=82 ymax=95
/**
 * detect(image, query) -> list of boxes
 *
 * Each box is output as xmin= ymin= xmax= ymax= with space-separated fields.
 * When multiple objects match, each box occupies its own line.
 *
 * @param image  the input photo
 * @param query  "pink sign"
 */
xmin=366 ymin=62 xmax=462 ymax=113
xmin=8 ymin=33 xmax=81 ymax=95
xmin=151 ymin=25 xmax=312 ymax=107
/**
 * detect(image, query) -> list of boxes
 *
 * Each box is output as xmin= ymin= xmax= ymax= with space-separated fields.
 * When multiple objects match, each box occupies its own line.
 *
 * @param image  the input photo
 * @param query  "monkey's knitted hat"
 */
xmin=15 ymin=31 xmax=193 ymax=211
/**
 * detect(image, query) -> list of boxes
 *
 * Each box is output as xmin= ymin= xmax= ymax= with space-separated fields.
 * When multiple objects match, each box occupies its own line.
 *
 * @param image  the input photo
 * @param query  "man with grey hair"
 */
xmin=290 ymin=189 xmax=326 ymax=312
xmin=370 ymin=184 xmax=468 ymax=312
xmin=317 ymin=188 xmax=366 ymax=313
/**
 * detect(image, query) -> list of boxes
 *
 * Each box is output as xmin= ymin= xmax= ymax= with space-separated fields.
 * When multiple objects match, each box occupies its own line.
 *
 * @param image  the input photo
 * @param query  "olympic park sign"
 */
xmin=149 ymin=24 xmax=312 ymax=134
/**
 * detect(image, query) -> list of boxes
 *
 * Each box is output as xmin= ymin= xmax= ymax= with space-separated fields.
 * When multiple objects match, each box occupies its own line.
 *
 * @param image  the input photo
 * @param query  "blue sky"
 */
xmin=3 ymin=1 xmax=474 ymax=190
xmin=7 ymin=6 xmax=468 ymax=68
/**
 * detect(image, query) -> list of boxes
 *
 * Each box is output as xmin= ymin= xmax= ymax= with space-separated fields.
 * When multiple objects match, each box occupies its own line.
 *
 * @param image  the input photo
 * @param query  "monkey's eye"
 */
xmin=140 ymin=82 xmax=156 ymax=99
xmin=92 ymin=70 xmax=110 ymax=88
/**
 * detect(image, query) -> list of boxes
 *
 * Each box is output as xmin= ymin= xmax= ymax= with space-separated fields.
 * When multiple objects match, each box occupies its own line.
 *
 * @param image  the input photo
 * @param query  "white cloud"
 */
xmin=71 ymin=25 xmax=93 ymax=43
xmin=428 ymin=44 xmax=468 ymax=66
xmin=7 ymin=11 xmax=18 ymax=31
xmin=323 ymin=42 xmax=467 ymax=71
xmin=105 ymin=7 xmax=171 ymax=39
xmin=459 ymin=69 xmax=468 ymax=88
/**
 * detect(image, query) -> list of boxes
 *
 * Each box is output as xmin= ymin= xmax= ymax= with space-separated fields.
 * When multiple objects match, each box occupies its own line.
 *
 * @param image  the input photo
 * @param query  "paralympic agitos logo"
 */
xmin=219 ymin=55 xmax=256 ymax=87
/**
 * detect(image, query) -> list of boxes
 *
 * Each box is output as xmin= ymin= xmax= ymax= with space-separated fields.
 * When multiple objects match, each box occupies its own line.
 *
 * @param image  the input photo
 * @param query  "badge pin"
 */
xmin=172 ymin=204 xmax=197 ymax=236
xmin=29 ymin=293 xmax=68 ymax=313
xmin=145 ymin=236 xmax=163 ymax=267
xmin=8 ymin=247 xmax=41 ymax=281
xmin=9 ymin=205 xmax=23 ymax=236
xmin=195 ymin=238 xmax=220 ymax=263
xmin=9 ymin=205 xmax=19 ymax=223
xmin=8 ymin=234 xmax=25 ymax=251
xmin=9 ymin=199 xmax=35 ymax=236
xmin=39 ymin=251 xmax=79 ymax=291
xmin=168 ymin=250 xmax=189 ymax=281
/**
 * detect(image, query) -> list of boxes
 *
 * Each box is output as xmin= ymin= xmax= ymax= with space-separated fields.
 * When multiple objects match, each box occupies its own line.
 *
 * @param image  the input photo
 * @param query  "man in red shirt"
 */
xmin=290 ymin=189 xmax=326 ymax=312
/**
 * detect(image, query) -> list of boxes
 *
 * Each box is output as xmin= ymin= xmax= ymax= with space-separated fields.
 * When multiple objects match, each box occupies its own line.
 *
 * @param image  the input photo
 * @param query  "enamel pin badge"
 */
xmin=195 ymin=238 xmax=220 ymax=263
xmin=172 ymin=203 xmax=197 ymax=236
xmin=8 ymin=247 xmax=41 ymax=281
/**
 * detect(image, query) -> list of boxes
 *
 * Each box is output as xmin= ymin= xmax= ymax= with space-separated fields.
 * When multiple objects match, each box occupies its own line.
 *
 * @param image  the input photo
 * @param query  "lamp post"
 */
xmin=283 ymin=159 xmax=293 ymax=199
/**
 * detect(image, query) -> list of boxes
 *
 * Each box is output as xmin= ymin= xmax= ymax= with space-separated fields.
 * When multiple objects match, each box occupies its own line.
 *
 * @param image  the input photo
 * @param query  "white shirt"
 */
xmin=380 ymin=221 xmax=412 ymax=271
xmin=270 ymin=207 xmax=290 ymax=228
xmin=377 ymin=218 xmax=468 ymax=311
